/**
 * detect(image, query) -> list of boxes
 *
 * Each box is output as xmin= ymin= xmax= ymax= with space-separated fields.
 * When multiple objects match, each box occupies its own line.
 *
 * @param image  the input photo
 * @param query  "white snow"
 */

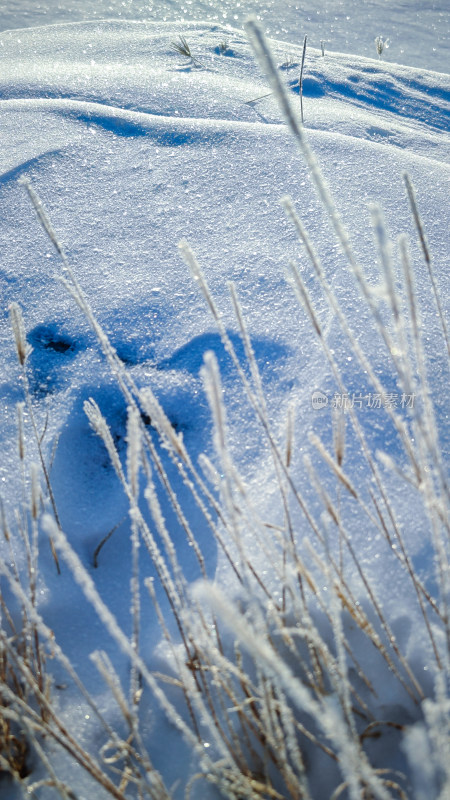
xmin=0 ymin=2 xmax=449 ymax=798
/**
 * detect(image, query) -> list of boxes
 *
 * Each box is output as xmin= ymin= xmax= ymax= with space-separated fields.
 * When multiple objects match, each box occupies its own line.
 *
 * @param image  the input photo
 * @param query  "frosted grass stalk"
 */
xmin=10 ymin=303 xmax=28 ymax=367
xmin=91 ymin=650 xmax=134 ymax=730
xmin=180 ymin=241 xmax=325 ymax=562
xmin=196 ymin=582 xmax=392 ymax=800
xmin=141 ymin=460 xmax=246 ymax=751
xmin=0 ymin=630 xmax=126 ymax=800
xmin=24 ymin=725 xmax=78 ymax=800
xmin=275 ymin=693 xmax=311 ymax=798
xmin=299 ymin=34 xmax=307 ymax=123
xmin=10 ymin=303 xmax=61 ymax=573
xmin=301 ymin=459 xmax=406 ymax=709
xmin=200 ymin=351 xmax=254 ymax=591
xmin=318 ymin=520 xmax=359 ymax=753
xmin=19 ymin=177 xmax=68 ymax=268
xmin=228 ymin=281 xmax=301 ymax=603
xmin=248 ymin=26 xmax=442 ymax=528
xmin=142 ymin=455 xmax=190 ymax=608
xmin=399 ymin=236 xmax=449 ymax=501
xmin=130 ymin=515 xmax=141 ymax=713
xmin=91 ymin=655 xmax=167 ymax=800
xmin=82 ymin=400 xmax=196 ymax=667
xmin=288 ymin=258 xmax=443 ymax=664
xmin=300 ymin=496 xmax=425 ymax=702
xmin=0 ymin=555 xmax=119 ymax=739
xmin=283 ymin=197 xmax=421 ymax=478
xmin=84 ymin=399 xmax=126 ymax=486
xmin=125 ymin=407 xmax=143 ymax=710
xmin=139 ymin=385 xmax=244 ymax=584
xmin=84 ymin=398 xmax=193 ymax=627
xmin=200 ymin=350 xmax=287 ymax=603
xmin=399 ymin=239 xmax=450 ymax=654
xmin=42 ymin=515 xmax=230 ymax=771
xmin=371 ymin=209 xmax=426 ymax=450
xmin=245 ymin=19 xmax=359 ymax=283
xmin=403 ymin=173 xmax=450 ymax=361
xmin=371 ymin=205 xmax=400 ymax=325
xmin=179 ymin=240 xmax=261 ymax=418
xmin=126 ymin=406 xmax=141 ymax=501
xmin=228 ymin=282 xmax=266 ymax=413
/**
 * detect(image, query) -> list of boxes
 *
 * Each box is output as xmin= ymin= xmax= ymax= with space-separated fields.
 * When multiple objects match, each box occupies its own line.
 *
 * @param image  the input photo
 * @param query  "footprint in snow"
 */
xmin=27 ymin=322 xmax=83 ymax=395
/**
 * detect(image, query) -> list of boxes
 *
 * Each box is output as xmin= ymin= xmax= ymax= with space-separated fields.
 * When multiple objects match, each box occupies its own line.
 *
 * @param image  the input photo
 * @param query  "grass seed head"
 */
xmin=10 ymin=303 xmax=29 ymax=367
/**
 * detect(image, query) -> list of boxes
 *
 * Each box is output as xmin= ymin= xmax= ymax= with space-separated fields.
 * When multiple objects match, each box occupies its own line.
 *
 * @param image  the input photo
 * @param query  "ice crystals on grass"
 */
xmin=10 ymin=302 xmax=30 ymax=367
xmin=375 ymin=36 xmax=390 ymax=58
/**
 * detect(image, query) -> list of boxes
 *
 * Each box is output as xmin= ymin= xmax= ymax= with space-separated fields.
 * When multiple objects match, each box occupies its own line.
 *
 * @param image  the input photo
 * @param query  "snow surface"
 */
xmin=0 ymin=2 xmax=449 ymax=798
xmin=1 ymin=0 xmax=449 ymax=73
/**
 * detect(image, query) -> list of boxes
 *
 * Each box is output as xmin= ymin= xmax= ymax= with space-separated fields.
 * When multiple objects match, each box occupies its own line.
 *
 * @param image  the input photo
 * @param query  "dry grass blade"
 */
xmin=171 ymin=35 xmax=204 ymax=67
xmin=403 ymin=172 xmax=450 ymax=361
xmin=299 ymin=34 xmax=307 ymax=123
xmin=9 ymin=302 xmax=61 ymax=574
xmin=172 ymin=34 xmax=192 ymax=58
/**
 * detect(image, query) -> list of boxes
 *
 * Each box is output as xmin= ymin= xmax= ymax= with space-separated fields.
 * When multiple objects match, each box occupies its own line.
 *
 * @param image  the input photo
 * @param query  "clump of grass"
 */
xmin=217 ymin=39 xmax=230 ymax=54
xmin=171 ymin=34 xmax=192 ymax=59
xmin=1 ymin=401 xmax=173 ymax=797
xmin=0 ymin=626 xmax=32 ymax=783
xmin=171 ymin=34 xmax=204 ymax=67
xmin=0 ymin=428 xmax=50 ymax=787
xmin=10 ymin=299 xmax=60 ymax=575
xmin=280 ymin=53 xmax=297 ymax=69
xmin=375 ymin=35 xmax=390 ymax=59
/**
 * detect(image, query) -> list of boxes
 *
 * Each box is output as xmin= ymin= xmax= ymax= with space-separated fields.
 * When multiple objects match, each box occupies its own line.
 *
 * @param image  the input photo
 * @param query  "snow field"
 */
xmin=0 ymin=16 xmax=449 ymax=800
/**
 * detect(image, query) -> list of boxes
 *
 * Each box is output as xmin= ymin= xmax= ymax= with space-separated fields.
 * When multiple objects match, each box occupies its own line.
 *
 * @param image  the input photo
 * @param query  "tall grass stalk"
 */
xmin=299 ymin=35 xmax=307 ymax=123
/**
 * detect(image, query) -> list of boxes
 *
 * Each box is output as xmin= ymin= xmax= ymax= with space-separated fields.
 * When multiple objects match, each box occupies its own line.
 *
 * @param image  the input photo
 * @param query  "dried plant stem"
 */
xmin=403 ymin=172 xmax=450 ymax=362
xmin=299 ymin=35 xmax=307 ymax=123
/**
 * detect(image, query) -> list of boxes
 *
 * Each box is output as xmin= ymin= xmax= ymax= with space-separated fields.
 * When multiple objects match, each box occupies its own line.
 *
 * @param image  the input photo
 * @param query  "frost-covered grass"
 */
xmin=0 ymin=10 xmax=449 ymax=800
xmin=3 ymin=151 xmax=449 ymax=798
